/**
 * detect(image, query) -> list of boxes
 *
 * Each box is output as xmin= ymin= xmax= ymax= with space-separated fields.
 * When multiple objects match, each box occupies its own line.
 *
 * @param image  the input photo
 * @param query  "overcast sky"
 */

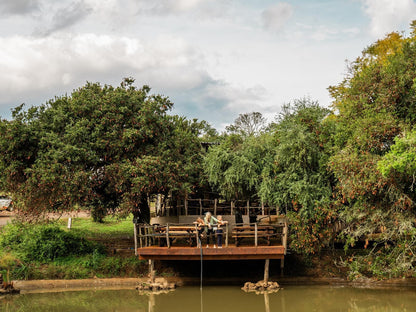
xmin=0 ymin=0 xmax=415 ymax=130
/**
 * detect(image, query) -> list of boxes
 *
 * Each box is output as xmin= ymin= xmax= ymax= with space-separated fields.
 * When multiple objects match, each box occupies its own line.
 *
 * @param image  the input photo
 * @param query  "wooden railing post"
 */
xmin=199 ymin=199 xmax=202 ymax=216
xmin=255 ymin=223 xmax=258 ymax=247
xmin=166 ymin=223 xmax=170 ymax=248
xmin=185 ymin=199 xmax=188 ymax=216
xmin=225 ymin=223 xmax=229 ymax=247
xmin=283 ymin=221 xmax=288 ymax=255
xmin=214 ymin=199 xmax=217 ymax=216
xmin=139 ymin=224 xmax=143 ymax=249
xmin=134 ymin=223 xmax=138 ymax=255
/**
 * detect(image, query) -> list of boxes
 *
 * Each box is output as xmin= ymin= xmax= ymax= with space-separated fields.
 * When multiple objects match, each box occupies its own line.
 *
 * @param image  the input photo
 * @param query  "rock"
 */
xmin=241 ymin=280 xmax=280 ymax=293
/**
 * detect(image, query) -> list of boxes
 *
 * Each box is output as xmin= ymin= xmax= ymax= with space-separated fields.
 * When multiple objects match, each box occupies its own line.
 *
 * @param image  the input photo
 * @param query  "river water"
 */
xmin=1 ymin=285 xmax=416 ymax=312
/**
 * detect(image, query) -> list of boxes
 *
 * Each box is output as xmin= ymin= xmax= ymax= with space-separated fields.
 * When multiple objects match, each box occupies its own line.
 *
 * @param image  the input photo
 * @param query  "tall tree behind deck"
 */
xmin=0 ymin=78 xmax=204 ymax=222
xmin=328 ymin=21 xmax=416 ymax=277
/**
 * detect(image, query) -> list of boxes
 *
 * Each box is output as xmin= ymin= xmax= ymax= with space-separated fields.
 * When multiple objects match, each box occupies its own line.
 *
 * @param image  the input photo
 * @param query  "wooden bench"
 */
xmin=155 ymin=225 xmax=199 ymax=247
xmin=232 ymin=225 xmax=278 ymax=247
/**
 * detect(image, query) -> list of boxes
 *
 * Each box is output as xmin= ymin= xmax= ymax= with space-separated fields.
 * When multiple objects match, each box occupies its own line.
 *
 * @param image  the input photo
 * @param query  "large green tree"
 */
xmin=328 ymin=22 xmax=416 ymax=277
xmin=0 ymin=79 xmax=204 ymax=222
xmin=259 ymin=99 xmax=336 ymax=254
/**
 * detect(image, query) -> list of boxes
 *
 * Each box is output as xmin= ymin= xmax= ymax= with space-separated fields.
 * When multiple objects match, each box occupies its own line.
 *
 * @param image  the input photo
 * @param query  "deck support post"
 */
xmin=149 ymin=259 xmax=155 ymax=283
xmin=134 ymin=223 xmax=138 ymax=256
xmin=280 ymin=258 xmax=284 ymax=276
xmin=264 ymin=259 xmax=270 ymax=283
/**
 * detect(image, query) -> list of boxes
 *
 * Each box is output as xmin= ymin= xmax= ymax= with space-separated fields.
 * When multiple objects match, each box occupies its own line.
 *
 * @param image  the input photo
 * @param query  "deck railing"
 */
xmin=134 ymin=220 xmax=288 ymax=255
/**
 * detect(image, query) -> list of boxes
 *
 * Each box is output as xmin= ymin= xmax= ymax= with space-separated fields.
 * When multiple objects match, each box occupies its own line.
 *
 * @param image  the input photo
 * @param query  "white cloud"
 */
xmin=361 ymin=0 xmax=416 ymax=37
xmin=261 ymin=2 xmax=293 ymax=32
xmin=0 ymin=32 xmax=266 ymax=129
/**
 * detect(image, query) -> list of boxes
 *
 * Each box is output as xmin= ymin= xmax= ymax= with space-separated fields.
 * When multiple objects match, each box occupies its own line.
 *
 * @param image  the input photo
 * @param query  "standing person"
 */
xmin=216 ymin=215 xmax=228 ymax=248
xmin=204 ymin=212 xmax=218 ymax=248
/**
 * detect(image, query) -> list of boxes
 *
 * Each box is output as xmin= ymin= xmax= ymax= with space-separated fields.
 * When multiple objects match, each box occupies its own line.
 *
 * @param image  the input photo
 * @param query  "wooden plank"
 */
xmin=137 ymin=246 xmax=285 ymax=260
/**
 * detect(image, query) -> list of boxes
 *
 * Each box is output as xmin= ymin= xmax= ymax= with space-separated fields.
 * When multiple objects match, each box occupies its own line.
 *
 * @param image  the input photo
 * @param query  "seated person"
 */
xmin=193 ymin=217 xmax=205 ymax=246
xmin=203 ymin=212 xmax=218 ymax=248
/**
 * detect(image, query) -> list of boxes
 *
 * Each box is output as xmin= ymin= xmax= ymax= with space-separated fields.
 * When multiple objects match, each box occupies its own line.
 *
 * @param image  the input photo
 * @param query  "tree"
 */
xmin=0 ymin=78 xmax=204 ymax=222
xmin=259 ymin=99 xmax=336 ymax=254
xmin=328 ymin=22 xmax=416 ymax=277
xmin=225 ymin=112 xmax=267 ymax=137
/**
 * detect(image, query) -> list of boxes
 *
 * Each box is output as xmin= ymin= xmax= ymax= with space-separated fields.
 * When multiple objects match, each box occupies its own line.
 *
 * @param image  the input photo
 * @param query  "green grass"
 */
xmin=58 ymin=215 xmax=134 ymax=240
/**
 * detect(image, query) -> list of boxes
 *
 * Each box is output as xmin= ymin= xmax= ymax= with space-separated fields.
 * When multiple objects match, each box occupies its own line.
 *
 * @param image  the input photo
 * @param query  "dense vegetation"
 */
xmin=0 ymin=219 xmax=145 ymax=281
xmin=1 ymin=22 xmax=416 ymax=280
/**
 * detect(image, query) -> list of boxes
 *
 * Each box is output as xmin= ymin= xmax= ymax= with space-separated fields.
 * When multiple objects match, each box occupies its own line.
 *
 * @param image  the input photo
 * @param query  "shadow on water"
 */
xmin=2 ymin=285 xmax=416 ymax=312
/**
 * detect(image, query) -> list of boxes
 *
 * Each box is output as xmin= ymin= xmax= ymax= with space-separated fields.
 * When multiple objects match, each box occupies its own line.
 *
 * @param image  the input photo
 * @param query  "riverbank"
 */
xmin=13 ymin=276 xmax=416 ymax=294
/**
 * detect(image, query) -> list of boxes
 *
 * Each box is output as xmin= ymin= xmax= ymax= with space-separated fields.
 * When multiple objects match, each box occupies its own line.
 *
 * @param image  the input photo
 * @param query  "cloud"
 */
xmin=35 ymin=1 xmax=93 ymax=36
xmin=133 ymin=0 xmax=230 ymax=18
xmin=0 ymin=33 xmax=263 ymax=129
xmin=261 ymin=2 xmax=293 ymax=32
xmin=361 ymin=0 xmax=416 ymax=37
xmin=0 ymin=0 xmax=40 ymax=15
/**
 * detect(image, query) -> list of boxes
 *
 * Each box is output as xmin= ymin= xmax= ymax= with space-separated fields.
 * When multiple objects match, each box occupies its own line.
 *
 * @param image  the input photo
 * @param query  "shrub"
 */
xmin=0 ymin=222 xmax=104 ymax=262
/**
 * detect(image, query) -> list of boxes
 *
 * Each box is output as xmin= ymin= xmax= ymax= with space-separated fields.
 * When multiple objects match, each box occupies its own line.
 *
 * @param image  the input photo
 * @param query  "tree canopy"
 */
xmin=0 ymin=78 xmax=205 ymax=222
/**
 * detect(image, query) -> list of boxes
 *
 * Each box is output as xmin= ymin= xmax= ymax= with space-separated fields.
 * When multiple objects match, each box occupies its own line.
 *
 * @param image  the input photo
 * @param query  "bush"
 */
xmin=0 ymin=222 xmax=104 ymax=262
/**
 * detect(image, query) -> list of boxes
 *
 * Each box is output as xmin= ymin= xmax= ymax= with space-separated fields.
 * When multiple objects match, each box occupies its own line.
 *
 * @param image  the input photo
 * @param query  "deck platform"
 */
xmin=137 ymin=245 xmax=285 ymax=261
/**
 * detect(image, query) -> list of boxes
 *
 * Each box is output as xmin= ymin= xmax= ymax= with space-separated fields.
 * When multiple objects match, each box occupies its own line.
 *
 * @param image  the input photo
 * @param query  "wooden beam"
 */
xmin=264 ymin=259 xmax=270 ymax=283
xmin=138 ymin=246 xmax=285 ymax=261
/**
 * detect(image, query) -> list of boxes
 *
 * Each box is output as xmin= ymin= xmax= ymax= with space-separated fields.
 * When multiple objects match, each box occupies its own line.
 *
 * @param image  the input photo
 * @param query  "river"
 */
xmin=1 ymin=285 xmax=416 ymax=311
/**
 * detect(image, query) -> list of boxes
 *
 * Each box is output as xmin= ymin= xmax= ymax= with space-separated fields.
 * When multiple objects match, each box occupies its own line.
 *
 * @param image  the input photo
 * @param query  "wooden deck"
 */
xmin=137 ymin=245 xmax=285 ymax=260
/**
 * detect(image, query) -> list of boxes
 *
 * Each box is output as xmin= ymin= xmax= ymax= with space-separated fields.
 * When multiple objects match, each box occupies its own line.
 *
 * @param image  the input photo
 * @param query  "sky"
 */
xmin=0 ymin=0 xmax=415 ymax=130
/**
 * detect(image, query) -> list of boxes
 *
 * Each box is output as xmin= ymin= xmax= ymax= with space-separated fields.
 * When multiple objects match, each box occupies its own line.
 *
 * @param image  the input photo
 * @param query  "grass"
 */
xmin=58 ymin=214 xmax=134 ymax=240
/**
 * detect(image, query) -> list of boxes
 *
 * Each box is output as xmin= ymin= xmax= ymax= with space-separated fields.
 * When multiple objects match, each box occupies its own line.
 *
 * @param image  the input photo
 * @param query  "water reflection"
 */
xmin=1 ymin=285 xmax=416 ymax=312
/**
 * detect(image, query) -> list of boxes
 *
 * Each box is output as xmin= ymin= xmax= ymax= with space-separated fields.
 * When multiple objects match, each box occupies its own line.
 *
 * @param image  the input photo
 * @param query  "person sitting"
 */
xmin=203 ymin=212 xmax=218 ymax=248
xmin=193 ymin=217 xmax=205 ymax=247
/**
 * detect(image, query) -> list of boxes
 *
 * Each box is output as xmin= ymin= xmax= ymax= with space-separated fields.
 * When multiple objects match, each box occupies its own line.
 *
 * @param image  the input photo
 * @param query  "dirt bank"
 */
xmin=13 ymin=276 xmax=416 ymax=294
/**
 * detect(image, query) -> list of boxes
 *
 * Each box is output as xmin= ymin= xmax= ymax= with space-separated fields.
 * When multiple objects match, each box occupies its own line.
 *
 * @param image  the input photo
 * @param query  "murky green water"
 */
xmin=1 ymin=285 xmax=416 ymax=312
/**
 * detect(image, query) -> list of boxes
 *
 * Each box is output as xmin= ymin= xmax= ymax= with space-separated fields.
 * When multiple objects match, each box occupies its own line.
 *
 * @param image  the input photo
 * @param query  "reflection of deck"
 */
xmin=137 ymin=246 xmax=285 ymax=260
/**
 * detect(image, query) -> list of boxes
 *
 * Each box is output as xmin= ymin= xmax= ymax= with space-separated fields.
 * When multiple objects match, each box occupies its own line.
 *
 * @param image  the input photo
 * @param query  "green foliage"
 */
xmin=0 ymin=78 xmax=206 ymax=222
xmin=259 ymin=99 xmax=334 ymax=216
xmin=328 ymin=22 xmax=416 ymax=277
xmin=0 ymin=222 xmax=103 ymax=262
xmin=378 ymin=128 xmax=416 ymax=178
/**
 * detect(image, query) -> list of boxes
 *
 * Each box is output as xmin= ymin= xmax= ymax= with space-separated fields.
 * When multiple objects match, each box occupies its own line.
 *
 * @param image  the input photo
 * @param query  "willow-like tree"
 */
xmin=0 ymin=78 xmax=204 ymax=222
